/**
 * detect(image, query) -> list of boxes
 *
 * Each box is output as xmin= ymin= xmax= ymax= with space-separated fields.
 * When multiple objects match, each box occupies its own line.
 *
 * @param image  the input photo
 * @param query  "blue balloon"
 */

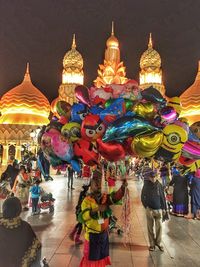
xmin=90 ymin=105 xmax=104 ymax=115
xmin=71 ymin=103 xmax=88 ymax=123
xmin=103 ymin=115 xmax=159 ymax=142
xmin=70 ymin=159 xmax=81 ymax=173
xmin=100 ymin=98 xmax=126 ymax=125
xmin=141 ymin=86 xmax=166 ymax=106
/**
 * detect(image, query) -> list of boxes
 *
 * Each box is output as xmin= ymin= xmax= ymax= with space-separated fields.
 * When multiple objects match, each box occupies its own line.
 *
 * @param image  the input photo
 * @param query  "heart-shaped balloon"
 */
xmin=75 ymin=85 xmax=91 ymax=106
xmin=97 ymin=138 xmax=125 ymax=162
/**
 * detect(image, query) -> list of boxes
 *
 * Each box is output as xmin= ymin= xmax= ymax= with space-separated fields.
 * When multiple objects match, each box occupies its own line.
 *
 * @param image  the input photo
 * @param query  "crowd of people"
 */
xmin=1 ymin=153 xmax=200 ymax=266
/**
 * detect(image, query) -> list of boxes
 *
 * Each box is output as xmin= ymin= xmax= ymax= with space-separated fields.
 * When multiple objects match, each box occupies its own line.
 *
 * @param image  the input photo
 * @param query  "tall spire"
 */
xmin=148 ymin=33 xmax=153 ymax=48
xmin=195 ymin=60 xmax=200 ymax=81
xmin=72 ymin=34 xmax=76 ymax=49
xmin=23 ymin=62 xmax=31 ymax=82
xmin=111 ymin=21 xmax=114 ymax=36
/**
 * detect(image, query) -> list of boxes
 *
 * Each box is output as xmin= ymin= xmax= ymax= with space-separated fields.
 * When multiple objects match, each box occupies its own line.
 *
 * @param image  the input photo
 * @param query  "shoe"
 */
xmin=149 ymin=246 xmax=155 ymax=251
xmin=71 ymin=187 xmax=75 ymax=190
xmin=23 ymin=207 xmax=29 ymax=211
xmin=156 ymin=244 xmax=164 ymax=252
xmin=48 ymin=176 xmax=54 ymax=181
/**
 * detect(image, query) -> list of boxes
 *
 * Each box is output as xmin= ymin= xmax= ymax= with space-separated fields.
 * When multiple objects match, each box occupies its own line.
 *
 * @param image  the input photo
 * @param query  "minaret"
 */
xmin=139 ymin=33 xmax=165 ymax=96
xmin=94 ymin=22 xmax=127 ymax=87
xmin=58 ymin=34 xmax=84 ymax=105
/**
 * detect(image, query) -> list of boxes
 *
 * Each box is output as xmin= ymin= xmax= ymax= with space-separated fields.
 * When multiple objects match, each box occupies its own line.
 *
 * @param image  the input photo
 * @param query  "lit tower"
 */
xmin=139 ymin=33 xmax=165 ymax=96
xmin=94 ymin=22 xmax=128 ymax=87
xmin=180 ymin=61 xmax=200 ymax=125
xmin=58 ymin=34 xmax=84 ymax=105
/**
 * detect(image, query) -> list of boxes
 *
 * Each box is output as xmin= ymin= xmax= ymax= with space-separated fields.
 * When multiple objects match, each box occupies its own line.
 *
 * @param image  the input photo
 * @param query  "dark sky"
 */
xmin=0 ymin=0 xmax=200 ymax=102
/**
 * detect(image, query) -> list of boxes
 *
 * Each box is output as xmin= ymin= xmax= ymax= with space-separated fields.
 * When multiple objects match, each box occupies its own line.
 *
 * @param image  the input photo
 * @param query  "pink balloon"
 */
xmin=75 ymin=85 xmax=91 ymax=106
xmin=51 ymin=132 xmax=74 ymax=161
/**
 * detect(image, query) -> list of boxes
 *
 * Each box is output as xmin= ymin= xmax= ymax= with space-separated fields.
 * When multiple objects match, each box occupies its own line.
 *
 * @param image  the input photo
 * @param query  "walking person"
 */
xmin=12 ymin=165 xmax=30 ymax=211
xmin=160 ymin=163 xmax=170 ymax=188
xmin=67 ymin=165 xmax=75 ymax=190
xmin=29 ymin=180 xmax=41 ymax=215
xmin=186 ymin=169 xmax=200 ymax=220
xmin=141 ymin=167 xmax=168 ymax=252
xmin=169 ymin=167 xmax=189 ymax=216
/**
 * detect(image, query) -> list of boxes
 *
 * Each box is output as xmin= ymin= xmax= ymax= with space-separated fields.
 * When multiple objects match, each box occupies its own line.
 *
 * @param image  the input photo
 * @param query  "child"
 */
xmin=69 ymin=185 xmax=90 ymax=245
xmin=29 ymin=180 xmax=41 ymax=215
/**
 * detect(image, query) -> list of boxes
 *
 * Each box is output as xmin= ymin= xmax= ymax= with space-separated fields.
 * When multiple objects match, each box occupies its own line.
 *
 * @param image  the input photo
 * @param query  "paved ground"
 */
xmin=22 ymin=175 xmax=200 ymax=267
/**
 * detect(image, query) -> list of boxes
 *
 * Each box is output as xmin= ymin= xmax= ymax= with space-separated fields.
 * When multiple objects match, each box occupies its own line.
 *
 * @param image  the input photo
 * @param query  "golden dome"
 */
xmin=180 ymin=61 xmax=200 ymax=125
xmin=140 ymin=33 xmax=161 ymax=69
xmin=106 ymin=22 xmax=119 ymax=48
xmin=0 ymin=63 xmax=50 ymax=125
xmin=63 ymin=34 xmax=83 ymax=70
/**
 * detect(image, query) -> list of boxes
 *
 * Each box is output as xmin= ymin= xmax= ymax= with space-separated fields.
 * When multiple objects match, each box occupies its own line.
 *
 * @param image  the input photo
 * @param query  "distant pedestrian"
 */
xmin=141 ymin=167 xmax=168 ymax=252
xmin=169 ymin=167 xmax=188 ymax=217
xmin=67 ymin=165 xmax=75 ymax=190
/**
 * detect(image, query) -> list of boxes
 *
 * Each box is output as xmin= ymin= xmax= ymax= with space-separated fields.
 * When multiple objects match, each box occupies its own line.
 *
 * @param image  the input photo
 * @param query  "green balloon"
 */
xmin=125 ymin=99 xmax=134 ymax=111
xmin=104 ymin=99 xmax=114 ymax=108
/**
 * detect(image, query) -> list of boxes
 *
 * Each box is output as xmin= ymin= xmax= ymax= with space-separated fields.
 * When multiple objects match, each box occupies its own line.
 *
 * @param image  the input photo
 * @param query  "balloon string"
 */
xmin=121 ymin=185 xmax=131 ymax=246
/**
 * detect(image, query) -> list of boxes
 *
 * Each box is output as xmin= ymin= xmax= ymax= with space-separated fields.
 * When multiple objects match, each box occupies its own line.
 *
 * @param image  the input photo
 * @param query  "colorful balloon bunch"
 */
xmin=38 ymin=80 xmax=200 ymax=174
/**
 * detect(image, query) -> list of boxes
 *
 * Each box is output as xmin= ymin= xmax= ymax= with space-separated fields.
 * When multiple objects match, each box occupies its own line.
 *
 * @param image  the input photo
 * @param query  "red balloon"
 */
xmin=59 ymin=116 xmax=68 ymax=125
xmin=81 ymin=114 xmax=106 ymax=141
xmin=123 ymin=138 xmax=136 ymax=156
xmin=75 ymin=85 xmax=91 ymax=106
xmin=96 ymin=138 xmax=125 ymax=162
xmin=73 ymin=139 xmax=99 ymax=166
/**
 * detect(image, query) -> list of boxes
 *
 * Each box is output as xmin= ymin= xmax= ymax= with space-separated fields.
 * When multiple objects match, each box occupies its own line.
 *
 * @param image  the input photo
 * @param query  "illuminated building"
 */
xmin=139 ymin=33 xmax=165 ymax=96
xmin=58 ymin=34 xmax=84 ymax=105
xmin=180 ymin=61 xmax=200 ymax=125
xmin=0 ymin=64 xmax=50 ymax=164
xmin=94 ymin=22 xmax=128 ymax=87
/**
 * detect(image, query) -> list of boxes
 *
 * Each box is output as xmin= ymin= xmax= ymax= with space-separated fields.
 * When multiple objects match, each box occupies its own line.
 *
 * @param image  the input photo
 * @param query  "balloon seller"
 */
xmin=79 ymin=167 xmax=127 ymax=267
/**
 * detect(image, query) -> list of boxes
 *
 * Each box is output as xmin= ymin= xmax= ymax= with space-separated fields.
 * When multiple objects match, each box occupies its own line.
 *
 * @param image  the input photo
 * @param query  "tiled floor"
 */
xmin=22 ymin=175 xmax=200 ymax=267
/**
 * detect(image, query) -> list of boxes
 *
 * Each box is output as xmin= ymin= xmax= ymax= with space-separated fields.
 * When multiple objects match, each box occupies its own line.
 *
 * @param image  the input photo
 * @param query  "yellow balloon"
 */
xmin=133 ymin=102 xmax=155 ymax=119
xmin=161 ymin=123 xmax=188 ymax=160
xmin=61 ymin=122 xmax=81 ymax=142
xmin=132 ymin=131 xmax=163 ymax=157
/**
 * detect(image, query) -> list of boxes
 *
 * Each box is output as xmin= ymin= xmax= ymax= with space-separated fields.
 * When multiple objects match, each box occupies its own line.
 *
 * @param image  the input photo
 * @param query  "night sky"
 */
xmin=0 ymin=0 xmax=200 ymax=102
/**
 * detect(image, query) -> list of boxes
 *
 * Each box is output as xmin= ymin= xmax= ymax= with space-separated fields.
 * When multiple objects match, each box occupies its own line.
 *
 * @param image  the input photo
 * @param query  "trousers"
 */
xmin=145 ymin=207 xmax=162 ymax=247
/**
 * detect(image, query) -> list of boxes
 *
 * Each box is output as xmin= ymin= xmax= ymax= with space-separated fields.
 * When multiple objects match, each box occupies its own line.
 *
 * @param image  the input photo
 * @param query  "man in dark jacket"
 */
xmin=67 ymin=165 xmax=75 ymax=190
xmin=141 ymin=167 xmax=167 ymax=252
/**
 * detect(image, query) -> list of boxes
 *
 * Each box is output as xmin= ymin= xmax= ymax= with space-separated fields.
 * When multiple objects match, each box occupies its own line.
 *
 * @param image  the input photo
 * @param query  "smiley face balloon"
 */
xmin=61 ymin=122 xmax=81 ymax=142
xmin=156 ymin=121 xmax=188 ymax=161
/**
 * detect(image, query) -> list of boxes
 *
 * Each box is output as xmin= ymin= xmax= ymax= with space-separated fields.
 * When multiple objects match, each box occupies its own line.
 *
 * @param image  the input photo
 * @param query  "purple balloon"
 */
xmin=75 ymin=85 xmax=91 ymax=107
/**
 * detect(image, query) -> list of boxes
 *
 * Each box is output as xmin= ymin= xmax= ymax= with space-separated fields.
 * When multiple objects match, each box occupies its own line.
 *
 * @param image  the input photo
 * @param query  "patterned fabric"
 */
xmin=0 ymin=217 xmax=41 ymax=267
